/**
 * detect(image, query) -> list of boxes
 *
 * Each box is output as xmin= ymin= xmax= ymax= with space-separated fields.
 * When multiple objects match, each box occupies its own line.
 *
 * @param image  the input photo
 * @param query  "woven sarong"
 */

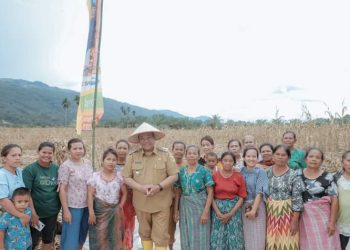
xmin=179 ymin=191 xmax=210 ymax=250
xmin=89 ymin=198 xmax=124 ymax=250
xmin=300 ymin=196 xmax=341 ymax=250
xmin=211 ymin=197 xmax=244 ymax=250
xmin=266 ymin=198 xmax=299 ymax=250
xmin=242 ymin=202 xmax=266 ymax=250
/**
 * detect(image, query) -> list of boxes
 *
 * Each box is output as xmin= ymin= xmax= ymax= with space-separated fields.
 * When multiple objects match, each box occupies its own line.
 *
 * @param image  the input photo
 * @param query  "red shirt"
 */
xmin=213 ymin=170 xmax=247 ymax=200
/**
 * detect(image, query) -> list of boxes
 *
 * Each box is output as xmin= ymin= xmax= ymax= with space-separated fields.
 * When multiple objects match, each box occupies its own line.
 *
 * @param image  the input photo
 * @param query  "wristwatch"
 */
xmin=158 ymin=183 xmax=163 ymax=191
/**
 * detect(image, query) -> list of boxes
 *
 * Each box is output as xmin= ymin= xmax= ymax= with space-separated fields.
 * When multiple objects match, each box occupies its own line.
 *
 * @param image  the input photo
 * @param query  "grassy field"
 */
xmin=1 ymin=124 xmax=350 ymax=172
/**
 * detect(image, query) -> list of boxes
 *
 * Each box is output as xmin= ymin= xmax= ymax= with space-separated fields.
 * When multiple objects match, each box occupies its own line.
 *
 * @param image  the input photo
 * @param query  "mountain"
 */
xmin=0 ymin=78 xmax=187 ymax=126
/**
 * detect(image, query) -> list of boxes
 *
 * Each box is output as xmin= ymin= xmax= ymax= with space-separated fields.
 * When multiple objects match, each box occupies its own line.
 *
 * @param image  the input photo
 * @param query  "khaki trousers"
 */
xmin=136 ymin=208 xmax=170 ymax=247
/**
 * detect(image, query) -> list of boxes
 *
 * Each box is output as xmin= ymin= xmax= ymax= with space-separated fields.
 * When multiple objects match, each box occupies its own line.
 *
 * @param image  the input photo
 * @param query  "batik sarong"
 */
xmin=242 ymin=202 xmax=266 ymax=250
xmin=179 ymin=190 xmax=210 ymax=250
xmin=89 ymin=198 xmax=124 ymax=250
xmin=300 ymin=196 xmax=341 ymax=250
xmin=211 ymin=197 xmax=244 ymax=250
xmin=266 ymin=198 xmax=299 ymax=250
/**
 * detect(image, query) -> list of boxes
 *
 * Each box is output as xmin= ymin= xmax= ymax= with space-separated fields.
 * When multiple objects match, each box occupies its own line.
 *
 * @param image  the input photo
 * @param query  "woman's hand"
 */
xmin=245 ymin=210 xmax=257 ymax=220
xmin=31 ymin=212 xmax=40 ymax=227
xmin=63 ymin=209 xmax=72 ymax=224
xmin=215 ymin=210 xmax=224 ymax=219
xmin=88 ymin=212 xmax=96 ymax=225
xmin=327 ymin=222 xmax=336 ymax=236
xmin=200 ymin=210 xmax=209 ymax=224
xmin=19 ymin=213 xmax=31 ymax=227
xmin=290 ymin=218 xmax=299 ymax=236
xmin=219 ymin=212 xmax=233 ymax=224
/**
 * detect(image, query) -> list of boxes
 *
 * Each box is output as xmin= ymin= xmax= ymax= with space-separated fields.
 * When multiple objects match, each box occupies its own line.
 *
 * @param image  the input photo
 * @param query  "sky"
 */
xmin=1 ymin=0 xmax=350 ymax=121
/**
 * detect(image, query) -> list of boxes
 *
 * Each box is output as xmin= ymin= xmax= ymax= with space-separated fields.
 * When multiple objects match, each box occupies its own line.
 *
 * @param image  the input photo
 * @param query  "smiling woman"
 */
xmin=22 ymin=142 xmax=61 ymax=250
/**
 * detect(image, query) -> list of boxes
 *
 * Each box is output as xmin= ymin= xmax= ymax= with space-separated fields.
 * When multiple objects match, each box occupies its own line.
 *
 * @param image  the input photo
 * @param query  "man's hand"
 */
xmin=147 ymin=185 xmax=161 ymax=196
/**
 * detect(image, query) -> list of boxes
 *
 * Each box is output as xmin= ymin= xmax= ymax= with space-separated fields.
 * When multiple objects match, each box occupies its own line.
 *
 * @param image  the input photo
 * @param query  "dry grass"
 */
xmin=1 ymin=124 xmax=350 ymax=172
xmin=1 ymin=125 xmax=349 ymax=249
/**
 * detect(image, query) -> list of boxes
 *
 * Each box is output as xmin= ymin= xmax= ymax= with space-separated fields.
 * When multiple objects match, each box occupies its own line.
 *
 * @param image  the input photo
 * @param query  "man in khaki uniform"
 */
xmin=123 ymin=122 xmax=179 ymax=250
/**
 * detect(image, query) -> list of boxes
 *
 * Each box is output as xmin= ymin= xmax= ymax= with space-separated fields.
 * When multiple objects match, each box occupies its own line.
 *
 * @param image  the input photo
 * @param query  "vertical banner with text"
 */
xmin=76 ymin=0 xmax=104 ymax=135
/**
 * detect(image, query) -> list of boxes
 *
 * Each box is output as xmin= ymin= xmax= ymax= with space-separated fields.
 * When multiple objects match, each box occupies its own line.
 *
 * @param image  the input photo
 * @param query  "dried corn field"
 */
xmin=1 ymin=124 xmax=350 ymax=172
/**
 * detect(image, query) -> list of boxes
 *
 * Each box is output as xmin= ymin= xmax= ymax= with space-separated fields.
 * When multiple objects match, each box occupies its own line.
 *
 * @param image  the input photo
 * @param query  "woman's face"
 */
xmin=69 ymin=142 xmax=85 ymax=160
xmin=116 ymin=142 xmax=129 ymax=159
xmin=244 ymin=149 xmax=258 ymax=168
xmin=221 ymin=154 xmax=235 ymax=171
xmin=186 ymin=147 xmax=200 ymax=165
xmin=2 ymin=147 xmax=22 ymax=169
xmin=38 ymin=146 xmax=54 ymax=166
xmin=342 ymin=153 xmax=350 ymax=174
xmin=102 ymin=153 xmax=117 ymax=171
xmin=260 ymin=145 xmax=273 ymax=161
xmin=305 ymin=149 xmax=323 ymax=170
xmin=273 ymin=147 xmax=289 ymax=167
xmin=172 ymin=143 xmax=185 ymax=160
xmin=201 ymin=140 xmax=214 ymax=155
xmin=228 ymin=141 xmax=241 ymax=155
xmin=282 ymin=133 xmax=296 ymax=148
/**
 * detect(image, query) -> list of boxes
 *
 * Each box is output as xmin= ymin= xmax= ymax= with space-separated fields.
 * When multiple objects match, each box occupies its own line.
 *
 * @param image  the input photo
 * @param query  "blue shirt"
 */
xmin=241 ymin=166 xmax=269 ymax=203
xmin=175 ymin=164 xmax=214 ymax=195
xmin=0 ymin=207 xmax=32 ymax=250
xmin=0 ymin=167 xmax=25 ymax=199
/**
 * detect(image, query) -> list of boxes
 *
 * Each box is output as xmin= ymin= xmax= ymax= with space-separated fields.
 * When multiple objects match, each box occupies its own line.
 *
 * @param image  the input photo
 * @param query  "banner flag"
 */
xmin=76 ymin=0 xmax=104 ymax=135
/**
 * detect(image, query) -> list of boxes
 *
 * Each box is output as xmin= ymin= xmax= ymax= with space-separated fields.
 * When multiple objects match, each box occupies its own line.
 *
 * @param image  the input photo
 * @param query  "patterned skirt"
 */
xmin=266 ymin=198 xmax=299 ymax=250
xmin=89 ymin=198 xmax=124 ymax=250
xmin=211 ymin=197 xmax=244 ymax=250
xmin=300 ymin=196 xmax=341 ymax=250
xmin=242 ymin=202 xmax=266 ymax=250
xmin=179 ymin=191 xmax=210 ymax=250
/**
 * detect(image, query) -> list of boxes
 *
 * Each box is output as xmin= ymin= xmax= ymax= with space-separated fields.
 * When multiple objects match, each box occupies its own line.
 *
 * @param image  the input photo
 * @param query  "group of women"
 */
xmin=173 ymin=131 xmax=349 ymax=250
xmin=0 ymin=139 xmax=134 ymax=250
xmin=0 ymin=130 xmax=349 ymax=250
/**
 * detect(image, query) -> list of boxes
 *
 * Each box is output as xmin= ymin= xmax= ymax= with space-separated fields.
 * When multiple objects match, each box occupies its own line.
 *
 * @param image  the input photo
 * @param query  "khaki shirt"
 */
xmin=123 ymin=147 xmax=179 ymax=213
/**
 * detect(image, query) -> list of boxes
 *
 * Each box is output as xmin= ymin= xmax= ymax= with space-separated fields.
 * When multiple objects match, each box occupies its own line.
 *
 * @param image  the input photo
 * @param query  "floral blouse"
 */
xmin=266 ymin=167 xmax=304 ymax=211
xmin=58 ymin=159 xmax=93 ymax=208
xmin=300 ymin=170 xmax=337 ymax=202
xmin=87 ymin=171 xmax=123 ymax=205
xmin=175 ymin=164 xmax=214 ymax=195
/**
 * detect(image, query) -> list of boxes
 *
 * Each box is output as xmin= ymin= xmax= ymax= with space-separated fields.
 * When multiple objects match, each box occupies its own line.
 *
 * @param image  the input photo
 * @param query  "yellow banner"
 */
xmin=76 ymin=0 xmax=104 ymax=135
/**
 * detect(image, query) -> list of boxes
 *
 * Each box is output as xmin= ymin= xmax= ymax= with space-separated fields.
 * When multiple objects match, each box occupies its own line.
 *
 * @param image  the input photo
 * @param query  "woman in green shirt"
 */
xmin=23 ymin=142 xmax=61 ymax=250
xmin=282 ymin=131 xmax=307 ymax=170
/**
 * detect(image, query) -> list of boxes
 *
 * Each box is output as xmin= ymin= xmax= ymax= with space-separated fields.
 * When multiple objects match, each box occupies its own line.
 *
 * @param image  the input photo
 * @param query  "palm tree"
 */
xmin=62 ymin=98 xmax=71 ymax=127
xmin=74 ymin=95 xmax=80 ymax=107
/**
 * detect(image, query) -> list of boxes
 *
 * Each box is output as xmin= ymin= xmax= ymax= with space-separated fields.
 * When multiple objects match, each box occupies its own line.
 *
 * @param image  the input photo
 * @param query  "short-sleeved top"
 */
xmin=123 ymin=147 xmax=179 ymax=213
xmin=115 ymin=163 xmax=125 ymax=173
xmin=23 ymin=161 xmax=61 ymax=218
xmin=0 ymin=208 xmax=32 ymax=250
xmin=88 ymin=171 xmax=124 ymax=205
xmin=288 ymin=148 xmax=307 ymax=170
xmin=266 ymin=167 xmax=304 ymax=212
xmin=337 ymin=175 xmax=350 ymax=236
xmin=58 ymin=159 xmax=93 ymax=208
xmin=175 ymin=164 xmax=214 ymax=195
xmin=300 ymin=170 xmax=337 ymax=202
xmin=0 ymin=167 xmax=25 ymax=200
xmin=212 ymin=170 xmax=246 ymax=200
xmin=241 ymin=166 xmax=269 ymax=203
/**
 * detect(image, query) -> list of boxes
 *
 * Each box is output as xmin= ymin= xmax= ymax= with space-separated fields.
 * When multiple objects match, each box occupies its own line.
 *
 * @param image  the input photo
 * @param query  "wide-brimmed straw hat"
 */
xmin=128 ymin=122 xmax=165 ymax=143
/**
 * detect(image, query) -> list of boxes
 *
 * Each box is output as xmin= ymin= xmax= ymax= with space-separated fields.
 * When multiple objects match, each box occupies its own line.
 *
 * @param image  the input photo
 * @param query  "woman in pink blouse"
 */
xmin=58 ymin=138 xmax=93 ymax=250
